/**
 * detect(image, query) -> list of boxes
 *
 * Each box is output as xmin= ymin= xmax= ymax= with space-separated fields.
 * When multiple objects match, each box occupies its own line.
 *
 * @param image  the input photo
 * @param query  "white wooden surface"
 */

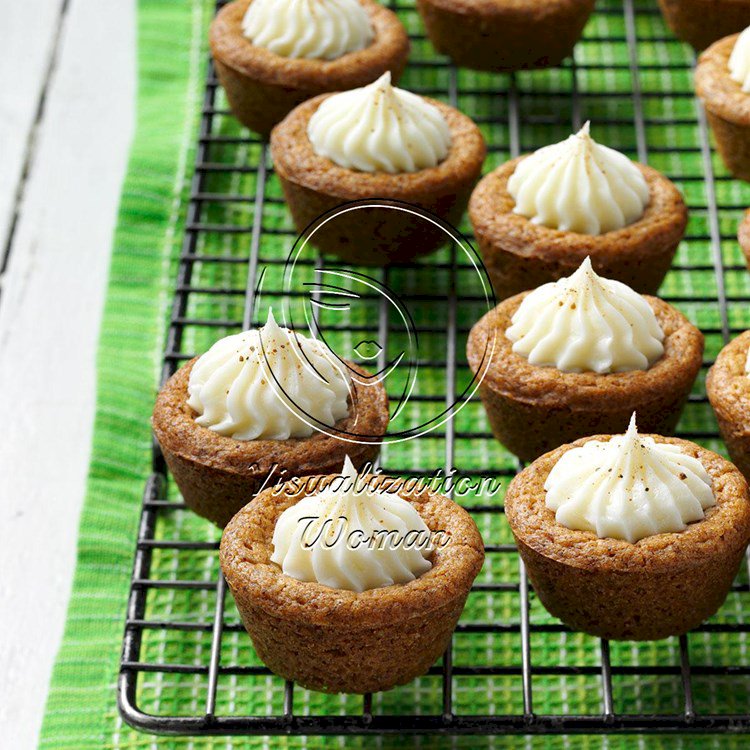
xmin=0 ymin=1 xmax=135 ymax=747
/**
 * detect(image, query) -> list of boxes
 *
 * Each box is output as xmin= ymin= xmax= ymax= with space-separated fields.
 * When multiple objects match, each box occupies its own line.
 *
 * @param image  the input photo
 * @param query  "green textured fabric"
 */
xmin=39 ymin=0 xmax=750 ymax=748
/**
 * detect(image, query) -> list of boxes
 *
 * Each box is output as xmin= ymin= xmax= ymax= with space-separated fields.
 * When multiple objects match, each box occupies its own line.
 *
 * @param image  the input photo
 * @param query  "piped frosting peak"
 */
xmin=545 ymin=414 xmax=716 ymax=543
xmin=507 ymin=122 xmax=650 ymax=235
xmin=271 ymin=456 xmax=434 ymax=592
xmin=242 ymin=0 xmax=373 ymax=61
xmin=729 ymin=26 xmax=750 ymax=93
xmin=187 ymin=309 xmax=351 ymax=440
xmin=307 ymin=72 xmax=452 ymax=174
xmin=506 ymin=258 xmax=665 ymax=374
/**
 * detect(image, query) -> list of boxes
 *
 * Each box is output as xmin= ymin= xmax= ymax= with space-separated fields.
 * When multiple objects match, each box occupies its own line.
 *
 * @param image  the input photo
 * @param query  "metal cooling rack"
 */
xmin=118 ymin=0 xmax=750 ymax=736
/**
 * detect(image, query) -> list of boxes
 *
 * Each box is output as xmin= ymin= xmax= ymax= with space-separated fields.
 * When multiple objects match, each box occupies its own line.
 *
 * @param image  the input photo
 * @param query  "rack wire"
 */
xmin=118 ymin=0 xmax=750 ymax=736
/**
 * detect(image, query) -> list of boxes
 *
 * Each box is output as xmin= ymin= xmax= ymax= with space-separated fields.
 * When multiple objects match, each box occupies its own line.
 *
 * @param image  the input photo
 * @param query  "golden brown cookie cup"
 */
xmin=270 ymin=95 xmax=486 ymax=265
xmin=707 ymin=331 xmax=750 ymax=482
xmin=469 ymin=158 xmax=688 ymax=301
xmin=152 ymin=358 xmax=389 ymax=528
xmin=209 ymin=0 xmax=409 ymax=138
xmin=466 ymin=294 xmax=705 ymax=463
xmin=416 ymin=0 xmax=595 ymax=72
xmin=505 ymin=435 xmax=750 ymax=640
xmin=738 ymin=208 xmax=750 ymax=271
xmin=658 ymin=0 xmax=750 ymax=51
xmin=220 ymin=474 xmax=484 ymax=693
xmin=696 ymin=35 xmax=750 ymax=180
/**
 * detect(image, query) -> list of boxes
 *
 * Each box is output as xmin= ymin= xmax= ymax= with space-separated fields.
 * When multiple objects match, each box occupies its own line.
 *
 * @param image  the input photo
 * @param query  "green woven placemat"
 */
xmin=39 ymin=0 xmax=750 ymax=748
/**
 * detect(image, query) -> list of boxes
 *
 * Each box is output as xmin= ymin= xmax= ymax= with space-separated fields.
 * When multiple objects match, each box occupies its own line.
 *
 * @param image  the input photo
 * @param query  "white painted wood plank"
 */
xmin=0 ymin=0 xmax=67 ymax=260
xmin=0 ymin=0 xmax=135 ymax=747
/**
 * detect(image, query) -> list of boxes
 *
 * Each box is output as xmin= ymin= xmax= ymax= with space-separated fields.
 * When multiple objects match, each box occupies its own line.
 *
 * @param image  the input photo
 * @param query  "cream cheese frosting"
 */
xmin=241 ymin=0 xmax=373 ymax=61
xmin=507 ymin=122 xmax=650 ymax=235
xmin=307 ymin=72 xmax=452 ymax=174
xmin=186 ymin=310 xmax=351 ymax=441
xmin=271 ymin=456 xmax=434 ymax=592
xmin=729 ymin=26 xmax=750 ymax=93
xmin=506 ymin=257 xmax=665 ymax=374
xmin=545 ymin=415 xmax=716 ymax=544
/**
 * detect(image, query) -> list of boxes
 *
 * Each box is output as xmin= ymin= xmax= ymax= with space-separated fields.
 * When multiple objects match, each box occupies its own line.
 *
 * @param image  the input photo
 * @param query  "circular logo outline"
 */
xmin=254 ymin=199 xmax=498 ymax=445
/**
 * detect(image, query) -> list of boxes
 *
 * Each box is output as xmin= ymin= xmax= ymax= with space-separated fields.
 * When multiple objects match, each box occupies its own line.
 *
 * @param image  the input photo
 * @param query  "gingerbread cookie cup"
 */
xmin=469 ymin=157 xmax=688 ymax=300
xmin=707 ymin=331 xmax=750 ymax=481
xmin=152 ymin=359 xmax=388 ymax=527
xmin=505 ymin=435 xmax=750 ymax=640
xmin=220 ymin=474 xmax=484 ymax=693
xmin=467 ymin=294 xmax=704 ymax=463
xmin=738 ymin=208 xmax=750 ymax=270
xmin=270 ymin=95 xmax=486 ymax=265
xmin=209 ymin=0 xmax=409 ymax=137
xmin=416 ymin=0 xmax=595 ymax=72
xmin=658 ymin=0 xmax=750 ymax=51
xmin=696 ymin=35 xmax=750 ymax=181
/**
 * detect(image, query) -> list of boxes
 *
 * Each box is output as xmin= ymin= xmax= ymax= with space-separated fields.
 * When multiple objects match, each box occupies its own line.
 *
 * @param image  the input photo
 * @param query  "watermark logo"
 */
xmin=295 ymin=516 xmax=449 ymax=553
xmin=254 ymin=200 xmax=497 ymax=444
xmin=273 ymin=464 xmax=504 ymax=500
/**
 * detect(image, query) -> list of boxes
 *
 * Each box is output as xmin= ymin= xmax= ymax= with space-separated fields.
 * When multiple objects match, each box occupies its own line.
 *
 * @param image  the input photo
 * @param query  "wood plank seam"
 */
xmin=0 ymin=0 xmax=70 ymax=302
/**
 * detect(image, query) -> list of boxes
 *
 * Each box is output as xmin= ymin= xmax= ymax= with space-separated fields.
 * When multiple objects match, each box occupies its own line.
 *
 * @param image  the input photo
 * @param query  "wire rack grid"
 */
xmin=118 ymin=0 xmax=750 ymax=738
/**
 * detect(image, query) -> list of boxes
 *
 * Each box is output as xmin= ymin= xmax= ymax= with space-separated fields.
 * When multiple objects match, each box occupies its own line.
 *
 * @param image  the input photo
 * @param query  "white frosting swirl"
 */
xmin=187 ymin=310 xmax=351 ymax=440
xmin=507 ymin=122 xmax=650 ymax=235
xmin=307 ymin=72 xmax=452 ymax=174
xmin=506 ymin=257 xmax=665 ymax=374
xmin=271 ymin=457 xmax=434 ymax=592
xmin=545 ymin=415 xmax=716 ymax=544
xmin=729 ymin=26 xmax=750 ymax=93
xmin=241 ymin=0 xmax=373 ymax=61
